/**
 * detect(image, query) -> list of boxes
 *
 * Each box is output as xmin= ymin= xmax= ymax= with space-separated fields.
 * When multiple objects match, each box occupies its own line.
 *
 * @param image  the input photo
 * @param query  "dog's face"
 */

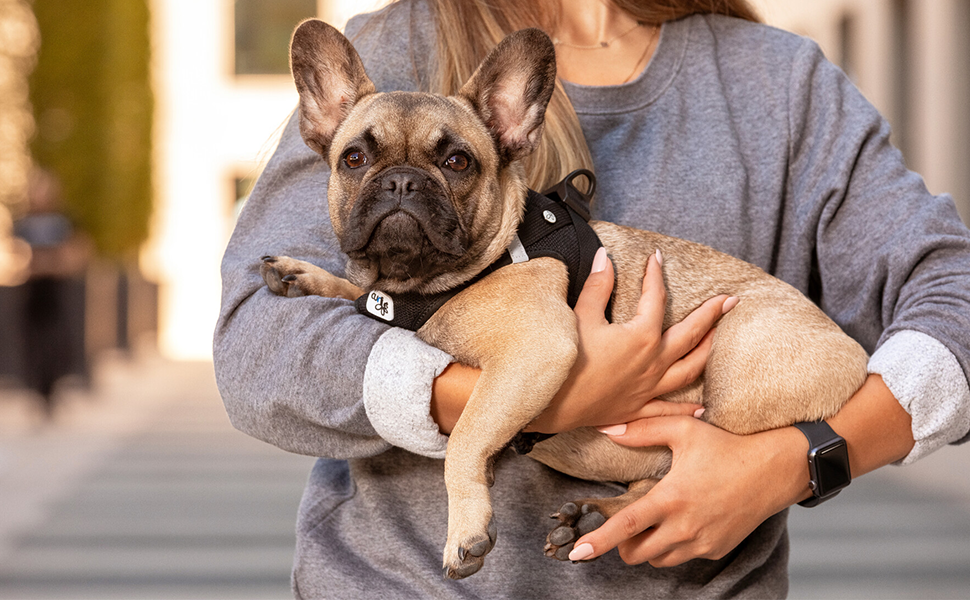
xmin=290 ymin=20 xmax=556 ymax=293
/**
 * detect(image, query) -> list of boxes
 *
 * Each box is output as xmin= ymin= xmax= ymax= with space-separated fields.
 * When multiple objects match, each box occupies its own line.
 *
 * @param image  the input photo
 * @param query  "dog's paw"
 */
xmin=260 ymin=256 xmax=312 ymax=297
xmin=260 ymin=255 xmax=363 ymax=300
xmin=544 ymin=501 xmax=606 ymax=561
xmin=442 ymin=518 xmax=497 ymax=580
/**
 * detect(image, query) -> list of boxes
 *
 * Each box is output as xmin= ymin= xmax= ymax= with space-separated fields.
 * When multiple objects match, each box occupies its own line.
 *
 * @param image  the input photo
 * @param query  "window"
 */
xmin=234 ymin=0 xmax=317 ymax=76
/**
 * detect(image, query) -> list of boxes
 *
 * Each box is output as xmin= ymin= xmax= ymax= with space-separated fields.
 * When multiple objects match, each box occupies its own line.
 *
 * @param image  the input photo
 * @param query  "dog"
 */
xmin=258 ymin=20 xmax=869 ymax=579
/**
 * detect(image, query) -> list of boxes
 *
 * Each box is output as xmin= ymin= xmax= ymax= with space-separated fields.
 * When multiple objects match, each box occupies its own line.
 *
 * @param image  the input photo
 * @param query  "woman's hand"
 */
xmin=526 ymin=247 xmax=736 ymax=433
xmin=566 ymin=416 xmax=810 ymax=566
xmin=566 ymin=374 xmax=915 ymax=566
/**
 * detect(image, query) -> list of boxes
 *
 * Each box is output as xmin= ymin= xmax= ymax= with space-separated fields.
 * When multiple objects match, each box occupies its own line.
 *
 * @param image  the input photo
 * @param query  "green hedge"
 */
xmin=29 ymin=0 xmax=153 ymax=259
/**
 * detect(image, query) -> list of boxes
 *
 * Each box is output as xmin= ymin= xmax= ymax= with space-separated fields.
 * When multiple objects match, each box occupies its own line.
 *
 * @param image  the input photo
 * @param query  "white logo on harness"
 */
xmin=365 ymin=291 xmax=394 ymax=321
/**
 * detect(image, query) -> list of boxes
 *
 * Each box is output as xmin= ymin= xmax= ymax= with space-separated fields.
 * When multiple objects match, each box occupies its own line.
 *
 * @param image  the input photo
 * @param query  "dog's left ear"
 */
xmin=458 ymin=28 xmax=557 ymax=164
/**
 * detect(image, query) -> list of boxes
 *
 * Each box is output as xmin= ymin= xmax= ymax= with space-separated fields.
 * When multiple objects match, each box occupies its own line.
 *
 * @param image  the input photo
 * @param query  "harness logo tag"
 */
xmin=366 ymin=291 xmax=394 ymax=321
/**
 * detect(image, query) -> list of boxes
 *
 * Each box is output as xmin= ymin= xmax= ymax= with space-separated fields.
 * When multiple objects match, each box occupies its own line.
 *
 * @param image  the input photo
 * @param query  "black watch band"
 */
xmin=793 ymin=420 xmax=851 ymax=507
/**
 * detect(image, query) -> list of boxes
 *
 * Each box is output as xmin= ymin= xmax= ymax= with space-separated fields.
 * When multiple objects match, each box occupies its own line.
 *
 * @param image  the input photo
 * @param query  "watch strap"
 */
xmin=793 ymin=420 xmax=839 ymax=445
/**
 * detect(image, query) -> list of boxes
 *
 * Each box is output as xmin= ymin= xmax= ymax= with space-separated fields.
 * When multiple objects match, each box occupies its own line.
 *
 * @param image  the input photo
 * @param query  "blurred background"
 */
xmin=0 ymin=0 xmax=967 ymax=598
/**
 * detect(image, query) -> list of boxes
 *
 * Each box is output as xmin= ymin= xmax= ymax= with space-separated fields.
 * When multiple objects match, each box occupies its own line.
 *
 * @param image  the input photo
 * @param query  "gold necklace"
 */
xmin=552 ymin=20 xmax=644 ymax=50
xmin=621 ymin=24 xmax=659 ymax=84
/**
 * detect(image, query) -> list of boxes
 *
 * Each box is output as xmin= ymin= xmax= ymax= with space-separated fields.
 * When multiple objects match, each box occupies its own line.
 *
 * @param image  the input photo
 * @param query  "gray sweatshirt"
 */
xmin=214 ymin=3 xmax=970 ymax=598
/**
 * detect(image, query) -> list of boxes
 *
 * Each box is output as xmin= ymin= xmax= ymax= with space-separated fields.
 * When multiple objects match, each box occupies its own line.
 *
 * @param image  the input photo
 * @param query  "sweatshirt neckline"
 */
xmin=560 ymin=16 xmax=690 ymax=115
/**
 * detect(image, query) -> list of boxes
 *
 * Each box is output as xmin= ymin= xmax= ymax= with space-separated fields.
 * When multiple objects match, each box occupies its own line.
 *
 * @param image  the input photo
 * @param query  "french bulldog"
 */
xmin=259 ymin=20 xmax=868 ymax=579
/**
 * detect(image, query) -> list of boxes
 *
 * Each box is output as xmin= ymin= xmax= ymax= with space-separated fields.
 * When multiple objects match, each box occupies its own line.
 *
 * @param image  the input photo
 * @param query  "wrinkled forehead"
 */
xmin=333 ymin=92 xmax=492 ymax=158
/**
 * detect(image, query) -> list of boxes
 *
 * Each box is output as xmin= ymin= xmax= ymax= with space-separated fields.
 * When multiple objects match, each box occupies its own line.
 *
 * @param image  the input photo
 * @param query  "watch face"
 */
xmin=814 ymin=442 xmax=851 ymax=496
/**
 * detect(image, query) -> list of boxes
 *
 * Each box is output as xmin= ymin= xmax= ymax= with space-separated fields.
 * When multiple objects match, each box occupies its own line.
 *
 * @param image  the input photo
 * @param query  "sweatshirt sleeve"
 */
xmin=213 ymin=2 xmax=451 ymax=459
xmin=785 ymin=39 xmax=970 ymax=455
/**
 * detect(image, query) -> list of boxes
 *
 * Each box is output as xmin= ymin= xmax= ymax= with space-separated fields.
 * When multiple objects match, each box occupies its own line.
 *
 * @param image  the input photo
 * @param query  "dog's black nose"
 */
xmin=383 ymin=172 xmax=420 ymax=199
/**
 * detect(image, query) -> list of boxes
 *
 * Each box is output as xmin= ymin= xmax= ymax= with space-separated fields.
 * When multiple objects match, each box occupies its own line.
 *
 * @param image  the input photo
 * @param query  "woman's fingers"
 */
xmin=570 ymin=416 xmax=702 ymax=564
xmin=596 ymin=401 xmax=704 ymax=436
xmin=573 ymin=247 xmax=614 ymax=326
xmin=568 ymin=417 xmax=689 ymax=562
xmin=568 ymin=499 xmax=663 ymax=562
xmin=634 ymin=250 xmax=667 ymax=336
xmin=660 ymin=294 xmax=736 ymax=360
xmin=651 ymin=327 xmax=716 ymax=397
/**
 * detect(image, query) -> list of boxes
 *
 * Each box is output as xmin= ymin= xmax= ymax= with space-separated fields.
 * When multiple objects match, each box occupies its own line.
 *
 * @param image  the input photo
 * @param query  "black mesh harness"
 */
xmin=354 ymin=170 xmax=608 ymax=330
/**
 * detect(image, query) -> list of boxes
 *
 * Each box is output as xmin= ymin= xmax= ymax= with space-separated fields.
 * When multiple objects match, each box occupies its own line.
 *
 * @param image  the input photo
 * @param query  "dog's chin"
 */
xmin=348 ymin=212 xmax=462 ymax=291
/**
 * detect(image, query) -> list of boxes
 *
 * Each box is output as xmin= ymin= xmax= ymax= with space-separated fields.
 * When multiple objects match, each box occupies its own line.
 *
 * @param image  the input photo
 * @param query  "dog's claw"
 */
xmin=260 ymin=255 xmax=276 ymax=263
xmin=281 ymin=274 xmax=297 ymax=282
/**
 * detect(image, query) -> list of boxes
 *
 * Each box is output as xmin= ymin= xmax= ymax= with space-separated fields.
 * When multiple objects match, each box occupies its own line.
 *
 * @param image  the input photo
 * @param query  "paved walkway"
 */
xmin=0 ymin=352 xmax=315 ymax=599
xmin=0 ymin=353 xmax=968 ymax=598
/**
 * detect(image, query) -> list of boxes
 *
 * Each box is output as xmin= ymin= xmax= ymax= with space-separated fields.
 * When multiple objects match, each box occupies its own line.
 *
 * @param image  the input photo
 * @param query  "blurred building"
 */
xmin=762 ymin=0 xmax=970 ymax=224
xmin=145 ymin=0 xmax=968 ymax=360
xmin=145 ymin=0 xmax=382 ymax=359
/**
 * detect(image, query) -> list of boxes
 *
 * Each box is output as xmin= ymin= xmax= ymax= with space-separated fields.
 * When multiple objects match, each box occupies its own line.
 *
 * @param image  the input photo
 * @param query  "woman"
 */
xmin=214 ymin=0 xmax=970 ymax=597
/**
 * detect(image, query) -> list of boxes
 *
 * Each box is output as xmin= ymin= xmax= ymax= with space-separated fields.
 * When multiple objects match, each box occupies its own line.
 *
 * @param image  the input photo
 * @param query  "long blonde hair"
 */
xmin=425 ymin=0 xmax=761 ymax=190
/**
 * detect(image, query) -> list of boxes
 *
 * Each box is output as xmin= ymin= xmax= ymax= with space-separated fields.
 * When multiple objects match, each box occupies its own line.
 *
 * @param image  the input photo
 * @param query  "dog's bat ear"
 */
xmin=458 ymin=28 xmax=557 ymax=164
xmin=290 ymin=19 xmax=376 ymax=156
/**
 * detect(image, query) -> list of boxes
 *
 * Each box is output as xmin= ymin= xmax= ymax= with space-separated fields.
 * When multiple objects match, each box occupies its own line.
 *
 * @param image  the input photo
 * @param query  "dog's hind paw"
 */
xmin=544 ymin=501 xmax=606 ymax=561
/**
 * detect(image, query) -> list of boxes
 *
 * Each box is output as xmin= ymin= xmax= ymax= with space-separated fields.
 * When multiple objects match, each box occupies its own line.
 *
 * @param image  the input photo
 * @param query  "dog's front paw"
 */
xmin=544 ymin=501 xmax=606 ymax=561
xmin=260 ymin=256 xmax=312 ymax=297
xmin=442 ymin=518 xmax=497 ymax=579
xmin=259 ymin=256 xmax=363 ymax=300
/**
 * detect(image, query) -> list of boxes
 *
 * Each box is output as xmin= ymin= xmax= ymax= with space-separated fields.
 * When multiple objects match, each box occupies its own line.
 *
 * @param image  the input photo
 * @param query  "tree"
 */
xmin=29 ymin=0 xmax=153 ymax=259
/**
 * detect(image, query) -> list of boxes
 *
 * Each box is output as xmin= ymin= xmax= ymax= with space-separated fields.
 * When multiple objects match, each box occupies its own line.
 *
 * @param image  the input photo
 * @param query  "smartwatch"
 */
xmin=793 ymin=420 xmax=851 ymax=507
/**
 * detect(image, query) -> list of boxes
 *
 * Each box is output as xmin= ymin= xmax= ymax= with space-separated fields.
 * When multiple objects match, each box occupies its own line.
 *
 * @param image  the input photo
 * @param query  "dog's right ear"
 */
xmin=290 ymin=19 xmax=376 ymax=156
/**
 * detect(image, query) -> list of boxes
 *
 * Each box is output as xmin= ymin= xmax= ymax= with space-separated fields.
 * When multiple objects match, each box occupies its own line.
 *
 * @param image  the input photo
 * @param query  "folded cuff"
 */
xmin=363 ymin=327 xmax=452 ymax=459
xmin=868 ymin=330 xmax=970 ymax=465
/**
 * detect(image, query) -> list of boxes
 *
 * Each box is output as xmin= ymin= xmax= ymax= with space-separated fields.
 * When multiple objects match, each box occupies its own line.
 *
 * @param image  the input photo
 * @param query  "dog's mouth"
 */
xmin=340 ymin=167 xmax=468 ymax=280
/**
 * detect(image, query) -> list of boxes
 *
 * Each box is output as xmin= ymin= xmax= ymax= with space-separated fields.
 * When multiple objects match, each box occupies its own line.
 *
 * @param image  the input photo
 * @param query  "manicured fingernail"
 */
xmin=592 ymin=247 xmax=608 ymax=273
xmin=693 ymin=408 xmax=706 ymax=419
xmin=655 ymin=248 xmax=663 ymax=267
xmin=569 ymin=543 xmax=595 ymax=561
xmin=597 ymin=424 xmax=627 ymax=436
xmin=722 ymin=296 xmax=739 ymax=314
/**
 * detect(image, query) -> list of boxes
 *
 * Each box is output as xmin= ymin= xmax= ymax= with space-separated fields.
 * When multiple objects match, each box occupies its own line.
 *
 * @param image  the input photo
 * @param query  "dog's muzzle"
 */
xmin=341 ymin=167 xmax=468 ymax=278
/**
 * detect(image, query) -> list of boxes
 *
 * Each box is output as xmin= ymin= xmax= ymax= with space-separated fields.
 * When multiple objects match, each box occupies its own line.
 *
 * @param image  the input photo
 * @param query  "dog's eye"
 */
xmin=444 ymin=153 xmax=469 ymax=172
xmin=343 ymin=151 xmax=367 ymax=169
